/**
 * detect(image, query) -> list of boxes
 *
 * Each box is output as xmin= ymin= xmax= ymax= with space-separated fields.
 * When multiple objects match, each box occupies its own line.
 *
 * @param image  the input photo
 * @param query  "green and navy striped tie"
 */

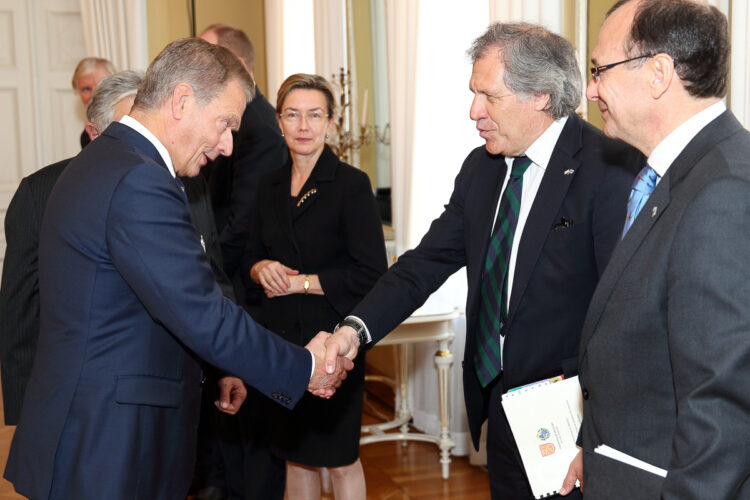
xmin=474 ymin=156 xmax=531 ymax=387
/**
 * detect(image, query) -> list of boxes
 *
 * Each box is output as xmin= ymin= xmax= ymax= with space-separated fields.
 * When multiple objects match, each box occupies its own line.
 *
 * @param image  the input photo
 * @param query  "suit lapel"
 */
xmin=579 ymin=110 xmax=743 ymax=351
xmin=507 ymin=115 xmax=581 ymax=322
xmin=292 ymin=146 xmax=337 ymax=221
xmin=578 ymin=170 xmax=671 ymax=349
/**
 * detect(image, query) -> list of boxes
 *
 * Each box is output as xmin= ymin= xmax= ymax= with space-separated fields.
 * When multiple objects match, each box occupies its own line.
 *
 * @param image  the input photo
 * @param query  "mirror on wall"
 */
xmin=347 ymin=0 xmax=391 ymax=224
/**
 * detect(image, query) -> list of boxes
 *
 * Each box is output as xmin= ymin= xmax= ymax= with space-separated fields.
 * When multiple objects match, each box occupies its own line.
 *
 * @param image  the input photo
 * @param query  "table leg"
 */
xmin=435 ymin=337 xmax=454 ymax=479
xmin=398 ymin=343 xmax=411 ymax=446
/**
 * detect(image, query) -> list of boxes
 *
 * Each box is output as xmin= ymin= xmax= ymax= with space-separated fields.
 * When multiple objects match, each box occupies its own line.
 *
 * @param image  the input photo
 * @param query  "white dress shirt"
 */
xmin=493 ymin=116 xmax=568 ymax=360
xmin=647 ymin=100 xmax=726 ymax=180
xmin=119 ymin=115 xmax=176 ymax=178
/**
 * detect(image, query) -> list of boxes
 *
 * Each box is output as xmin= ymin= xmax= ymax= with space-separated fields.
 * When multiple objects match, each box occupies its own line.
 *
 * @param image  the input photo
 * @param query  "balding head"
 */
xmin=199 ymin=24 xmax=255 ymax=77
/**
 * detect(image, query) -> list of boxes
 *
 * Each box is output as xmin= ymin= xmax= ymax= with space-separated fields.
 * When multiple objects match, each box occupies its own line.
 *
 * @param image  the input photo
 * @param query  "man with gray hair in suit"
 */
xmin=324 ymin=21 xmax=641 ymax=499
xmin=4 ymin=39 xmax=351 ymax=500
xmin=562 ymin=1 xmax=750 ymax=497
xmin=1 ymin=70 xmax=143 ymax=426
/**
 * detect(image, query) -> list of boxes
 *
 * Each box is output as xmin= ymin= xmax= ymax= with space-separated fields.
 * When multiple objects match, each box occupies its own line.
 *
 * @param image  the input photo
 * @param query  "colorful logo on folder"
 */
xmin=539 ymin=443 xmax=556 ymax=457
xmin=537 ymin=428 xmax=550 ymax=441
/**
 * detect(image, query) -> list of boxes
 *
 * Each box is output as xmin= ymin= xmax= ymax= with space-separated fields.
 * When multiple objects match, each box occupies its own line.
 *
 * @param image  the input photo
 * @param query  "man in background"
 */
xmin=196 ymin=24 xmax=289 ymax=500
xmin=199 ymin=23 xmax=288 ymax=307
xmin=0 ymin=70 xmax=141 ymax=426
xmin=71 ymin=56 xmax=115 ymax=148
xmin=565 ymin=0 xmax=750 ymax=497
xmin=4 ymin=38 xmax=350 ymax=500
xmin=324 ymin=22 xmax=641 ymax=499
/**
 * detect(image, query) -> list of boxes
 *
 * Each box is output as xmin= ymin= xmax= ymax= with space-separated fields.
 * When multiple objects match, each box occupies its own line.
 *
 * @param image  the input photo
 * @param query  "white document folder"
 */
xmin=502 ymin=376 xmax=583 ymax=499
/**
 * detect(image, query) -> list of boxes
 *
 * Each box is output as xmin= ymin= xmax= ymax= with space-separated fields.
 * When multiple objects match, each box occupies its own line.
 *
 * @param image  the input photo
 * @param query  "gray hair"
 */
xmin=468 ymin=22 xmax=581 ymax=119
xmin=132 ymin=37 xmax=254 ymax=112
xmin=87 ymin=70 xmax=143 ymax=131
xmin=71 ymin=57 xmax=116 ymax=90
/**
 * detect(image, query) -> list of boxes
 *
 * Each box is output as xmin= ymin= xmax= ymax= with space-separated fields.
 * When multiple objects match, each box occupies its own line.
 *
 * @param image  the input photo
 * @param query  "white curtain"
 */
xmin=384 ymin=0 xmax=419 ymax=258
xmin=489 ymin=0 xmax=563 ymax=33
xmin=264 ymin=0 xmax=284 ymax=107
xmin=78 ymin=0 xmax=148 ymax=72
xmin=313 ymin=0 xmax=347 ymax=92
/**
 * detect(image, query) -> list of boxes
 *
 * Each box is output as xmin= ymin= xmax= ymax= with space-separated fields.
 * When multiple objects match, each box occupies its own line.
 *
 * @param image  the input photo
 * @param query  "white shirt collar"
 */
xmin=119 ymin=115 xmax=176 ymax=178
xmin=647 ymin=100 xmax=726 ymax=177
xmin=517 ymin=115 xmax=568 ymax=169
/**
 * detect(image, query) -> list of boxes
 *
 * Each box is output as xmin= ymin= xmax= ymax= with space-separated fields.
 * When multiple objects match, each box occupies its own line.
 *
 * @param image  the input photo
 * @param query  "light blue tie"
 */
xmin=622 ymin=165 xmax=659 ymax=238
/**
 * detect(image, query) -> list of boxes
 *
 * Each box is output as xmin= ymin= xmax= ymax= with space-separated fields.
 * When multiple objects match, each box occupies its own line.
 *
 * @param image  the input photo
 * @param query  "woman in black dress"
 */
xmin=245 ymin=74 xmax=387 ymax=499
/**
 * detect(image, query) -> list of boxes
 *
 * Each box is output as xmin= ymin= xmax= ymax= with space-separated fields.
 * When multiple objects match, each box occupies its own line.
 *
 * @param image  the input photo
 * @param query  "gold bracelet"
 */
xmin=303 ymin=275 xmax=310 ymax=295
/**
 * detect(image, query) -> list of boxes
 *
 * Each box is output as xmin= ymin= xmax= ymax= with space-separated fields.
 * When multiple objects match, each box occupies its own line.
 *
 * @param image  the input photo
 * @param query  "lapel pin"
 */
xmin=200 ymin=235 xmax=206 ymax=252
xmin=564 ymin=169 xmax=575 ymax=175
xmin=651 ymin=206 xmax=658 ymax=217
xmin=297 ymin=188 xmax=318 ymax=208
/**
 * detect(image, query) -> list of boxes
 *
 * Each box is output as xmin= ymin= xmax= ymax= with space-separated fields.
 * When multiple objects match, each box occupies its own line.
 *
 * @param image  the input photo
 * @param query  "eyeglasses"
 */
xmin=279 ymin=110 xmax=329 ymax=124
xmin=590 ymin=54 xmax=654 ymax=81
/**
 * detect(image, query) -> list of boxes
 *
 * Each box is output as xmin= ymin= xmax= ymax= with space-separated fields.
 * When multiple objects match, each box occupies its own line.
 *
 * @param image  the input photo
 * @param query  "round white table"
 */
xmin=360 ymin=308 xmax=459 ymax=479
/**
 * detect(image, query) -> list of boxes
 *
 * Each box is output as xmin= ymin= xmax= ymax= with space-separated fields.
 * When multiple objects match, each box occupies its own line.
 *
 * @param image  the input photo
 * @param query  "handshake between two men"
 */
xmin=304 ymin=325 xmax=363 ymax=399
xmin=214 ymin=330 xmax=355 ymax=416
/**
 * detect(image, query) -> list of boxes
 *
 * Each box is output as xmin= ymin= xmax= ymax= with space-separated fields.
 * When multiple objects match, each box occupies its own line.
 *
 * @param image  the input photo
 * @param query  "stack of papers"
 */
xmin=502 ymin=376 xmax=582 ymax=499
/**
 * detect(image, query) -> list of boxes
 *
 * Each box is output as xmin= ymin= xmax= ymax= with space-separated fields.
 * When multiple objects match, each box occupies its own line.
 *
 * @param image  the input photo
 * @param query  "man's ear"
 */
xmin=85 ymin=122 xmax=99 ymax=141
xmin=533 ymin=92 xmax=551 ymax=112
xmin=649 ymin=54 xmax=675 ymax=99
xmin=171 ymin=82 xmax=194 ymax=120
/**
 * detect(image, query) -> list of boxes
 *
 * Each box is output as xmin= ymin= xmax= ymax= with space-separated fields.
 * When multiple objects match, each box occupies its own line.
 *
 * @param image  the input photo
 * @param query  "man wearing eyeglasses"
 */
xmin=323 ymin=22 xmax=642 ymax=499
xmin=561 ymin=1 xmax=750 ymax=498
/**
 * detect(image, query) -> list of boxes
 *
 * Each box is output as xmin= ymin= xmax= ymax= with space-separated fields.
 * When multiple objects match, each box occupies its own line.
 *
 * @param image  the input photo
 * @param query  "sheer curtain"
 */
xmin=78 ymin=0 xmax=148 ymax=71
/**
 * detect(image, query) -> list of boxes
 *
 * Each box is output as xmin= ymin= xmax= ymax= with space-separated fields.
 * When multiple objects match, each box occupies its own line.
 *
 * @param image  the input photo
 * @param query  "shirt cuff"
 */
xmin=345 ymin=315 xmax=372 ymax=344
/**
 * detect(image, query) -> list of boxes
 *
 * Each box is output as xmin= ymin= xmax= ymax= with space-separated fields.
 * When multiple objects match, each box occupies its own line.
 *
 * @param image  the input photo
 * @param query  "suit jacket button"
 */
xmin=582 ymin=388 xmax=590 ymax=400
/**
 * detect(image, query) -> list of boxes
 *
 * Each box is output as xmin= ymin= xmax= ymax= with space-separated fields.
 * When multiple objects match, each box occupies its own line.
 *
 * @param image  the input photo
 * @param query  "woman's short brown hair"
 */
xmin=276 ymin=73 xmax=335 ymax=117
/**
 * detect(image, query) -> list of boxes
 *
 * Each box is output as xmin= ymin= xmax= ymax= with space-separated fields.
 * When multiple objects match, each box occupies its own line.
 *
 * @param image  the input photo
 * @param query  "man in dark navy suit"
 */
xmin=324 ymin=23 xmax=642 ymax=499
xmin=0 ymin=71 xmax=243 ymax=428
xmin=4 ymin=38 xmax=352 ymax=500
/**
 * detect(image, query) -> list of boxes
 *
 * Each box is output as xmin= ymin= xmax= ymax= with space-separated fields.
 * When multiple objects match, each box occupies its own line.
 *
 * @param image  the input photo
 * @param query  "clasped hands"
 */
xmin=305 ymin=325 xmax=362 ymax=398
xmin=214 ymin=331 xmax=357 ymax=407
xmin=251 ymin=259 xmax=305 ymax=298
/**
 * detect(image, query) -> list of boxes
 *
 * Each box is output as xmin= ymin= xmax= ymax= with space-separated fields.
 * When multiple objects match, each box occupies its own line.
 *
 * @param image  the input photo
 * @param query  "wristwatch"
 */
xmin=334 ymin=318 xmax=368 ymax=346
xmin=303 ymin=275 xmax=310 ymax=295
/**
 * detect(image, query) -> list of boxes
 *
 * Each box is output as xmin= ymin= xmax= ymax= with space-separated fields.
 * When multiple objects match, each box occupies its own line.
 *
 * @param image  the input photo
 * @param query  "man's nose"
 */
xmin=586 ymin=78 xmax=599 ymax=102
xmin=218 ymin=128 xmax=234 ymax=157
xmin=469 ymin=95 xmax=485 ymax=121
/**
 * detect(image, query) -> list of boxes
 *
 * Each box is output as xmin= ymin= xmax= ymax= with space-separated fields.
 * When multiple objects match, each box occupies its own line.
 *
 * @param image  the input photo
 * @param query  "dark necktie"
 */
xmin=621 ymin=164 xmax=659 ymax=238
xmin=474 ymin=156 xmax=531 ymax=387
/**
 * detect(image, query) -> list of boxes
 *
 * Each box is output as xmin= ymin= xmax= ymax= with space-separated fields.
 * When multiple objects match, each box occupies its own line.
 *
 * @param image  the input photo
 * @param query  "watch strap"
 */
xmin=334 ymin=318 xmax=368 ymax=346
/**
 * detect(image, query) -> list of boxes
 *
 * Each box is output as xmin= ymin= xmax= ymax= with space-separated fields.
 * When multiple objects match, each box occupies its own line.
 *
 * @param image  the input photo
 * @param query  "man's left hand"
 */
xmin=559 ymin=449 xmax=583 ymax=495
xmin=214 ymin=376 xmax=247 ymax=415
